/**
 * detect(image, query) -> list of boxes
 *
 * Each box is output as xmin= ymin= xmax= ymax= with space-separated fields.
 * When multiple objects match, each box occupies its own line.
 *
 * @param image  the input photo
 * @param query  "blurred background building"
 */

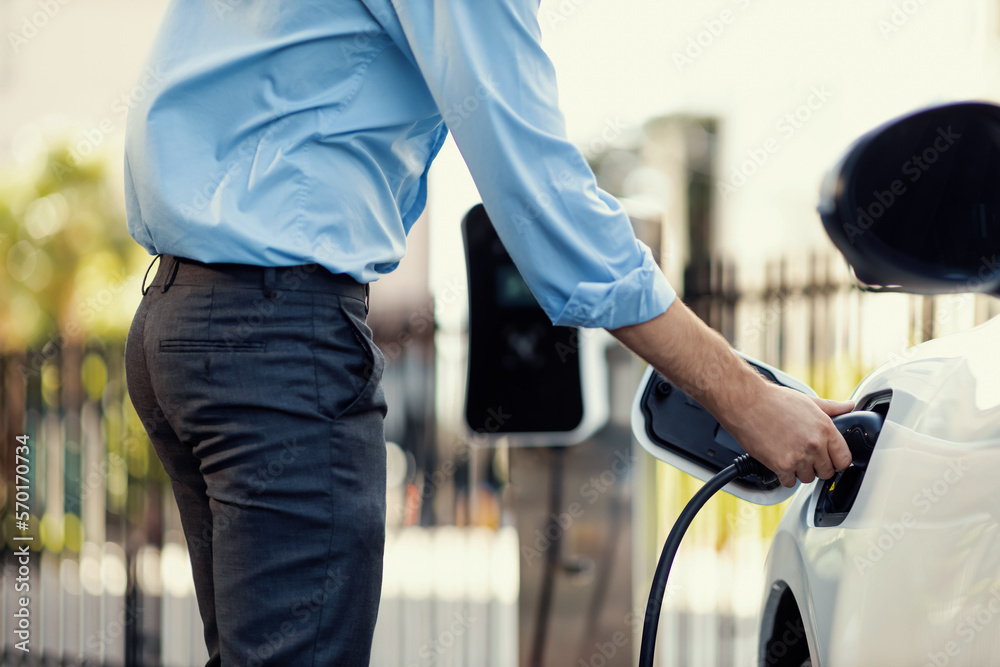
xmin=2 ymin=0 xmax=1000 ymax=665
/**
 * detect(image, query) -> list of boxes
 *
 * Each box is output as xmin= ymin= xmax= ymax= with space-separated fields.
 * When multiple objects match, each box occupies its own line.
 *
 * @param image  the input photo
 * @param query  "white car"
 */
xmin=760 ymin=313 xmax=1000 ymax=667
xmin=634 ymin=101 xmax=1000 ymax=667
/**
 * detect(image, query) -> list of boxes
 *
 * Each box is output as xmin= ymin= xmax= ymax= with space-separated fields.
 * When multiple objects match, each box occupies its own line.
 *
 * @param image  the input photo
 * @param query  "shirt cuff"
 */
xmin=551 ymin=240 xmax=678 ymax=329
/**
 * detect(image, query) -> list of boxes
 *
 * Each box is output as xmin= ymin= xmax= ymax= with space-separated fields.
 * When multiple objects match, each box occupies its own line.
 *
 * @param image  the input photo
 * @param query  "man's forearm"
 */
xmin=608 ymin=299 xmax=766 ymax=426
xmin=608 ymin=298 xmax=854 ymax=487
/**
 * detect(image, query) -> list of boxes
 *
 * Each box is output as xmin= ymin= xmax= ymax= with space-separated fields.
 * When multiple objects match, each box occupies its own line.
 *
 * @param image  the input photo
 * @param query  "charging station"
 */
xmin=462 ymin=204 xmax=608 ymax=446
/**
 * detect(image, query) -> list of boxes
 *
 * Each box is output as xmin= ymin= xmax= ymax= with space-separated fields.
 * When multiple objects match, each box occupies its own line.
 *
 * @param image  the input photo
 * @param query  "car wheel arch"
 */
xmin=759 ymin=580 xmax=814 ymax=667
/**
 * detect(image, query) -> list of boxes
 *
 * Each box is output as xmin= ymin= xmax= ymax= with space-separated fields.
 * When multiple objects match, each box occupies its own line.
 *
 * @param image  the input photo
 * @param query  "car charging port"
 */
xmin=814 ymin=392 xmax=890 ymax=527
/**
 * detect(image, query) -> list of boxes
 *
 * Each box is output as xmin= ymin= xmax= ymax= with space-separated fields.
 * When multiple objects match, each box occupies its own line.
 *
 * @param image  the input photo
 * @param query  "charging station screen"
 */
xmin=495 ymin=265 xmax=539 ymax=308
xmin=463 ymin=205 xmax=585 ymax=434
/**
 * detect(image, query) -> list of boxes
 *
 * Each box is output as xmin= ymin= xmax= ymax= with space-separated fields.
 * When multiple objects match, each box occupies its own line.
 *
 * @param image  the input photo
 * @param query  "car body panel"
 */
xmin=761 ymin=315 xmax=1000 ymax=666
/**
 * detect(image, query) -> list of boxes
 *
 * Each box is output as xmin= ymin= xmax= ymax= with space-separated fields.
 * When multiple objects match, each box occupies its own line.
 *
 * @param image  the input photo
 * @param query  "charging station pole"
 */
xmin=462 ymin=204 xmax=616 ymax=667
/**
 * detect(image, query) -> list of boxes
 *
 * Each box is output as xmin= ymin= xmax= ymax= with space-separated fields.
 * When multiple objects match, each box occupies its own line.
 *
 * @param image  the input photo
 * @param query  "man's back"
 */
xmin=125 ymin=0 xmax=447 ymax=280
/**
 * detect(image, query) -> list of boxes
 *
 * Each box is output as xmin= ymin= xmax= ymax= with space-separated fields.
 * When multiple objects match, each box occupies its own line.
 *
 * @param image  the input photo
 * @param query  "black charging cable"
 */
xmin=637 ymin=410 xmax=883 ymax=667
xmin=637 ymin=453 xmax=774 ymax=667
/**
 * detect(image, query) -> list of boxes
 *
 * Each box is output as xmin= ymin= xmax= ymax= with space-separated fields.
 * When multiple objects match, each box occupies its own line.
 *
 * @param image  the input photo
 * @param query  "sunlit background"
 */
xmin=2 ymin=1 xmax=1000 ymax=665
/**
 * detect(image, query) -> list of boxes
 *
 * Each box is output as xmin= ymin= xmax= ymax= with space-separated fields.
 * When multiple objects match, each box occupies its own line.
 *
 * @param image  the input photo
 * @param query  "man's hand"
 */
xmin=610 ymin=299 xmax=854 ymax=487
xmin=721 ymin=384 xmax=854 ymax=487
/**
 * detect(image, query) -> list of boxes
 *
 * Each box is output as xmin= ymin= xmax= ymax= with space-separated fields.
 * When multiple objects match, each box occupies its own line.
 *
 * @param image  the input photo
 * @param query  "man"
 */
xmin=123 ymin=1 xmax=854 ymax=665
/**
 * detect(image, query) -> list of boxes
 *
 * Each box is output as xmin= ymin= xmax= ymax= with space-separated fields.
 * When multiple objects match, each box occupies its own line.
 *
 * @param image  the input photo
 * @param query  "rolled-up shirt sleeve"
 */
xmin=380 ymin=0 xmax=677 ymax=329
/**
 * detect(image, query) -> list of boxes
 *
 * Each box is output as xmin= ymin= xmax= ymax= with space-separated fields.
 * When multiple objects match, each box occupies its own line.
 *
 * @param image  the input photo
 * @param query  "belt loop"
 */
xmin=364 ymin=283 xmax=370 ymax=315
xmin=141 ymin=254 xmax=162 ymax=296
xmin=263 ymin=267 xmax=277 ymax=299
xmin=161 ymin=255 xmax=180 ymax=293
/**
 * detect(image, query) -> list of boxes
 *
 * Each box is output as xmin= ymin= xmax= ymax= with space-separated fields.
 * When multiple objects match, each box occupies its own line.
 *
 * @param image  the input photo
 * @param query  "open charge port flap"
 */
xmin=640 ymin=374 xmax=781 ymax=492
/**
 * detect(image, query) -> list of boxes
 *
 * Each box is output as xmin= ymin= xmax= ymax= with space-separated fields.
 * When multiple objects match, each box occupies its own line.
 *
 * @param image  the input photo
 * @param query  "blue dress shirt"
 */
xmin=123 ymin=0 xmax=676 ymax=329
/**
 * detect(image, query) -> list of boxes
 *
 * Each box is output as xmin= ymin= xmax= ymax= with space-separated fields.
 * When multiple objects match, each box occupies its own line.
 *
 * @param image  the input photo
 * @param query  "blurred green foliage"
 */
xmin=0 ymin=142 xmax=149 ymax=347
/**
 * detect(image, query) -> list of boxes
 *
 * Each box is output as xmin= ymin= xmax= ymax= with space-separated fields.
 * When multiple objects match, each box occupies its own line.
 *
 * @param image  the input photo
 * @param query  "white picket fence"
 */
xmin=2 ymin=526 xmax=518 ymax=666
xmin=372 ymin=526 xmax=519 ymax=667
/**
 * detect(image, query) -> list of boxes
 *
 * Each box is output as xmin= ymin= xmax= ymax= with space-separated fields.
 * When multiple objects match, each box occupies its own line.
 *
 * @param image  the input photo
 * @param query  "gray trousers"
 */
xmin=125 ymin=254 xmax=387 ymax=666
